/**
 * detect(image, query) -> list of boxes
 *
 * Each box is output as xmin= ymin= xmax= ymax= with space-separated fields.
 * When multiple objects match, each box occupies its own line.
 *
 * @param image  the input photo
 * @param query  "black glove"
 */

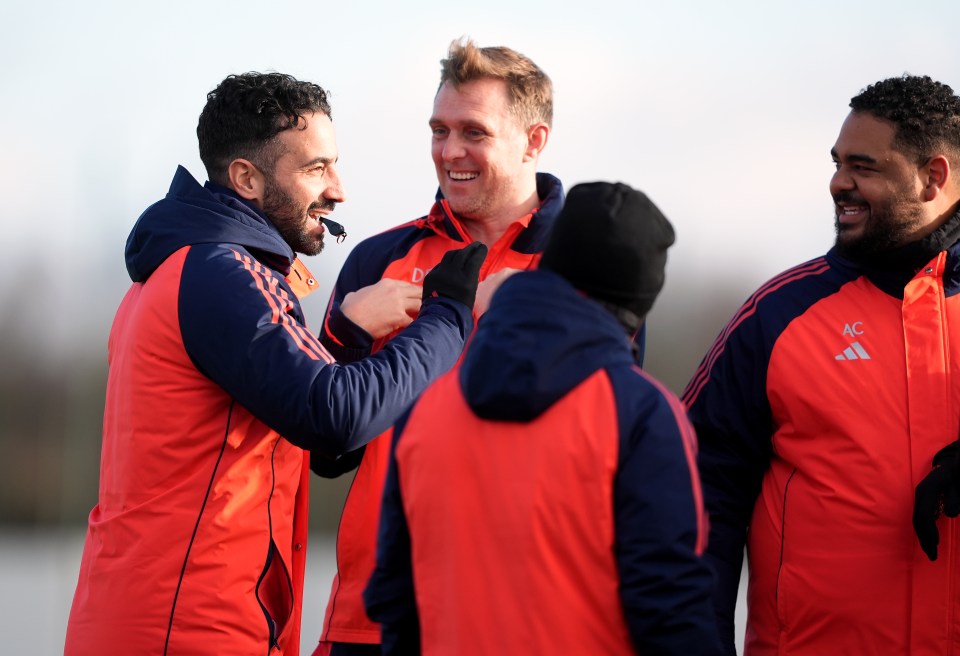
xmin=421 ymin=242 xmax=487 ymax=309
xmin=913 ymin=439 xmax=960 ymax=561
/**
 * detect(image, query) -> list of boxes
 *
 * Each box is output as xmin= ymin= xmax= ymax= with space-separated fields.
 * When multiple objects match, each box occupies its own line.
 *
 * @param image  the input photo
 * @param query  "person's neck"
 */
xmin=461 ymin=191 xmax=540 ymax=246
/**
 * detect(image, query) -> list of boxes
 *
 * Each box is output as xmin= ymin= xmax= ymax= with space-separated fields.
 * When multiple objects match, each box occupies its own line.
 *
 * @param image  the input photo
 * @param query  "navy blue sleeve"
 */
xmin=310 ymin=445 xmax=365 ymax=478
xmin=311 ymin=238 xmax=390 ymax=476
xmin=681 ymin=278 xmax=806 ymax=654
xmin=318 ymin=247 xmax=376 ymax=363
xmin=609 ymin=365 xmax=722 ymax=655
xmin=680 ymin=257 xmax=847 ymax=654
xmin=318 ymin=306 xmax=374 ymax=362
xmin=682 ymin=269 xmax=827 ymax=652
xmin=635 ymin=321 xmax=646 ymax=366
xmin=363 ymin=410 xmax=420 ymax=656
xmin=682 ymin=311 xmax=773 ymax=654
xmin=178 ymin=244 xmax=472 ymax=457
xmin=318 ymin=227 xmax=424 ymax=362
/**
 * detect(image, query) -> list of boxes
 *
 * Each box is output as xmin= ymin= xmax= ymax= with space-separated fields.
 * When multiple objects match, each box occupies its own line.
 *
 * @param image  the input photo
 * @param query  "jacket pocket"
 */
xmin=256 ymin=539 xmax=294 ymax=649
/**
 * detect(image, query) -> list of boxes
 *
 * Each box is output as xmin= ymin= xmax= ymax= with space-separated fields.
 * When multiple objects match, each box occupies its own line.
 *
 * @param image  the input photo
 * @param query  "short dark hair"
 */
xmin=850 ymin=74 xmax=960 ymax=169
xmin=197 ymin=72 xmax=332 ymax=186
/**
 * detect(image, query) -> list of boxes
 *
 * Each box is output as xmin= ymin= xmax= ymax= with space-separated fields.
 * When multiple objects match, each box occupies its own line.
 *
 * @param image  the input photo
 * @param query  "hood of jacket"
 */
xmin=460 ymin=269 xmax=635 ymax=422
xmin=125 ymin=166 xmax=295 ymax=282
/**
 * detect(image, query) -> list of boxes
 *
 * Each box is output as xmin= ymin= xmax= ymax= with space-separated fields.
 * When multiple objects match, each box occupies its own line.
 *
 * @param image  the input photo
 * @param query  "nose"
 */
xmin=441 ymin=134 xmax=466 ymax=162
xmin=829 ymin=165 xmax=854 ymax=198
xmin=324 ymin=165 xmax=346 ymax=203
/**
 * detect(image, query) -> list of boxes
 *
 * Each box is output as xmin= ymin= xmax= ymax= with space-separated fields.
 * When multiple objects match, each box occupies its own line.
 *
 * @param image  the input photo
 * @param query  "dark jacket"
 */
xmin=684 ymin=211 xmax=960 ymax=655
xmin=365 ymin=270 xmax=720 ymax=655
xmin=64 ymin=166 xmax=473 ymax=656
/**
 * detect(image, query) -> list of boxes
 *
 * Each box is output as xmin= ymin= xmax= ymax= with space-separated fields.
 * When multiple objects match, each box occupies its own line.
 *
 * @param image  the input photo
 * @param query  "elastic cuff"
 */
xmin=320 ymin=307 xmax=374 ymax=362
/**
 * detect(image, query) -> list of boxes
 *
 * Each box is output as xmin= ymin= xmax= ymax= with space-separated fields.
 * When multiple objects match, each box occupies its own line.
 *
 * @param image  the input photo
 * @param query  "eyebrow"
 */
xmin=830 ymin=147 xmax=878 ymax=165
xmin=300 ymin=156 xmax=337 ymax=169
xmin=428 ymin=117 xmax=488 ymax=130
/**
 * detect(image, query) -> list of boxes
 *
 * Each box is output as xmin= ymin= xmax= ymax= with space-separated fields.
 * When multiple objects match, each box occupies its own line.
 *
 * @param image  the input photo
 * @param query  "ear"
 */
xmin=227 ymin=159 xmax=266 ymax=206
xmin=922 ymin=155 xmax=950 ymax=202
xmin=523 ymin=123 xmax=550 ymax=162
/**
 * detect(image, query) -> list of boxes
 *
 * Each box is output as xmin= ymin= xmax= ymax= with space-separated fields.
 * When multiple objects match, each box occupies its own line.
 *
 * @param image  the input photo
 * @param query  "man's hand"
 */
xmin=474 ymin=267 xmax=521 ymax=317
xmin=340 ymin=279 xmax=422 ymax=340
xmin=422 ymin=242 xmax=488 ymax=309
xmin=914 ymin=440 xmax=960 ymax=560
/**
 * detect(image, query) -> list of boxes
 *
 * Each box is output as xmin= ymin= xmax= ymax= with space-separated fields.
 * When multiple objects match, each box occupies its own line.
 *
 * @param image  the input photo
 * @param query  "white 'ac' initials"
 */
xmin=842 ymin=322 xmax=864 ymax=336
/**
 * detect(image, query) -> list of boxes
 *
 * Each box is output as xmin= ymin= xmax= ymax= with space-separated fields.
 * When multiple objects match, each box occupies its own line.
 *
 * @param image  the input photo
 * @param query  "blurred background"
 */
xmin=2 ymin=0 xmax=959 ymax=652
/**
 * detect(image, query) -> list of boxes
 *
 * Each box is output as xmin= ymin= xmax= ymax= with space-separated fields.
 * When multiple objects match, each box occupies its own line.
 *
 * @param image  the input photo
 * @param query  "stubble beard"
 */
xmin=446 ymin=195 xmax=489 ymax=221
xmin=262 ymin=176 xmax=326 ymax=256
xmin=443 ymin=176 xmax=514 ymax=224
xmin=833 ymin=191 xmax=926 ymax=262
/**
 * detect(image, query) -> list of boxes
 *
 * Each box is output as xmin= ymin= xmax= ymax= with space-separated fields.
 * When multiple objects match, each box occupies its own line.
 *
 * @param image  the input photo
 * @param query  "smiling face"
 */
xmin=429 ymin=78 xmax=541 ymax=227
xmin=261 ymin=111 xmax=345 ymax=256
xmin=830 ymin=111 xmax=931 ymax=260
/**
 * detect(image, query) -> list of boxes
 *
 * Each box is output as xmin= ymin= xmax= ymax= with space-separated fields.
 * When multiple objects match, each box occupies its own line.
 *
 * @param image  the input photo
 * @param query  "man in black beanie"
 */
xmin=539 ymin=181 xmax=675 ymax=336
xmin=364 ymin=181 xmax=722 ymax=655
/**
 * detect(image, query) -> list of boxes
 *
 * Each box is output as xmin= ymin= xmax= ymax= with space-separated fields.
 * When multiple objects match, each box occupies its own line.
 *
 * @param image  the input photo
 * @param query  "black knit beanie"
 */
xmin=539 ymin=181 xmax=675 ymax=321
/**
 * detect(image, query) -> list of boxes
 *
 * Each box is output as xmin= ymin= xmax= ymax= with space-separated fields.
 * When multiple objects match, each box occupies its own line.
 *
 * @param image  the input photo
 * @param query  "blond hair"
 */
xmin=438 ymin=37 xmax=553 ymax=129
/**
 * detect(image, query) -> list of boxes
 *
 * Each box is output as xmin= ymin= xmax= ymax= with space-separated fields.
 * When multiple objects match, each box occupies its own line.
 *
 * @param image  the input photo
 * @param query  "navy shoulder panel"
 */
xmin=944 ymin=242 xmax=960 ymax=298
xmin=677 ymin=254 xmax=858 ymax=648
xmin=606 ymin=363 xmax=696 ymax=487
xmin=604 ymin=364 xmax=721 ymax=653
xmin=682 ymin=255 xmax=854 ymax=412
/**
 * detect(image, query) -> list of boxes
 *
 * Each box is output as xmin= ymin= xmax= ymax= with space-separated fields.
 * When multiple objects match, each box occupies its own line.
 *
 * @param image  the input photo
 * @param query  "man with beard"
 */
xmin=683 ymin=74 xmax=960 ymax=655
xmin=309 ymin=39 xmax=567 ymax=656
xmin=64 ymin=72 xmax=486 ymax=656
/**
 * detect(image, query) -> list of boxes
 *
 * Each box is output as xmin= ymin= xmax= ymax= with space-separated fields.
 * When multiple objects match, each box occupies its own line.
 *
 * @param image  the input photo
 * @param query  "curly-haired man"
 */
xmin=63 ymin=72 xmax=485 ymax=656
xmin=684 ymin=74 xmax=960 ymax=655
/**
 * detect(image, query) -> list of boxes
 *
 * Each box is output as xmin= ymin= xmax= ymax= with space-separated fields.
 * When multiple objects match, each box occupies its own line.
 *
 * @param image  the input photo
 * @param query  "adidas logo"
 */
xmin=835 ymin=341 xmax=871 ymax=361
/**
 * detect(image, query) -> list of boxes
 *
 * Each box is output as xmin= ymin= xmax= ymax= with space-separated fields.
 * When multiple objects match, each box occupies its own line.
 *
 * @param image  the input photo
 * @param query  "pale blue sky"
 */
xmin=2 ymin=5 xmax=959 ymax=649
xmin=2 ymin=0 xmax=959 ymax=379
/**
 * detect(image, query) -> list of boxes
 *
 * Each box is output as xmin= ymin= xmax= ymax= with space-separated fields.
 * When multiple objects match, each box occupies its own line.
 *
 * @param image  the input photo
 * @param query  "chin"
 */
xmin=835 ymin=221 xmax=864 ymax=242
xmin=295 ymin=236 xmax=325 ymax=257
